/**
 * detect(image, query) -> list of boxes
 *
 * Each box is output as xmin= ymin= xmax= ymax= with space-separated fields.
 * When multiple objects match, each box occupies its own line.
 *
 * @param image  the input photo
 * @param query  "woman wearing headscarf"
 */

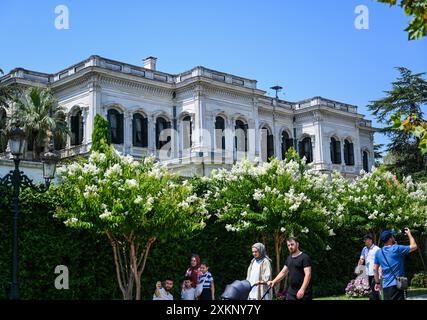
xmin=246 ymin=243 xmax=272 ymax=300
xmin=185 ymin=254 xmax=202 ymax=288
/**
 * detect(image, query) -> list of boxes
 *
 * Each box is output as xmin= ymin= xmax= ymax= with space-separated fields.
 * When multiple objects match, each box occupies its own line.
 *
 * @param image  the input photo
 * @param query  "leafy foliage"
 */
xmin=11 ymin=87 xmax=68 ymax=159
xmin=375 ymin=0 xmax=427 ymax=40
xmin=368 ymin=67 xmax=427 ymax=180
xmin=90 ymin=114 xmax=111 ymax=153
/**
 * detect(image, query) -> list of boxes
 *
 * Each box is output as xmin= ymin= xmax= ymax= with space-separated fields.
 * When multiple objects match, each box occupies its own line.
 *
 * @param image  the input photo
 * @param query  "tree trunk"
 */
xmin=273 ymin=231 xmax=285 ymax=293
xmin=107 ymin=231 xmax=157 ymax=300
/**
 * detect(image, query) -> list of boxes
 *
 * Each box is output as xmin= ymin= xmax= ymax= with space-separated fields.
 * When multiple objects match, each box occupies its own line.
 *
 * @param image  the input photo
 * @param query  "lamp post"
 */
xmin=0 ymin=127 xmax=59 ymax=300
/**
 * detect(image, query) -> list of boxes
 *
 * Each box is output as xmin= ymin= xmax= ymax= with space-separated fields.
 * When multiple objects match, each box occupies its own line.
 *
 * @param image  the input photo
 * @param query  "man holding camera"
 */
xmin=373 ymin=228 xmax=417 ymax=300
xmin=357 ymin=233 xmax=380 ymax=300
xmin=153 ymin=279 xmax=174 ymax=300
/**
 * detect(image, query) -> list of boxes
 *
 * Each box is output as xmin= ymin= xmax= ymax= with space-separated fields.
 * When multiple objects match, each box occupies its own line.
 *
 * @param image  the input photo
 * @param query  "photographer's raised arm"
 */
xmin=405 ymin=229 xmax=417 ymax=252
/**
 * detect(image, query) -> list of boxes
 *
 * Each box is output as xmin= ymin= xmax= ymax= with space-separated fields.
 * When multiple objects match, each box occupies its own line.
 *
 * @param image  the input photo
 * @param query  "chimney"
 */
xmin=143 ymin=56 xmax=157 ymax=70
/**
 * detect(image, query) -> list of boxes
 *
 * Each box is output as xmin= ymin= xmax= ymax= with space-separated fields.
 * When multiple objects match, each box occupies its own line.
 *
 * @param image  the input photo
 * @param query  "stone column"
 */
xmin=247 ymin=119 xmax=256 ymax=161
xmin=124 ymin=111 xmax=132 ymax=155
xmin=82 ymin=106 xmax=90 ymax=145
xmin=88 ymin=76 xmax=101 ymax=145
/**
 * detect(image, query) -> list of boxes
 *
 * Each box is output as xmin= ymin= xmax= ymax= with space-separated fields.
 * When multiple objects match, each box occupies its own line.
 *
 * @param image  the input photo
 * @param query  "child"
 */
xmin=181 ymin=276 xmax=197 ymax=300
xmin=197 ymin=261 xmax=215 ymax=300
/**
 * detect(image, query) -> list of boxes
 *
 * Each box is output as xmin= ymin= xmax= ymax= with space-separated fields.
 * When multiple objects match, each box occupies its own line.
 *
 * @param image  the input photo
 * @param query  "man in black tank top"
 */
xmin=268 ymin=237 xmax=312 ymax=300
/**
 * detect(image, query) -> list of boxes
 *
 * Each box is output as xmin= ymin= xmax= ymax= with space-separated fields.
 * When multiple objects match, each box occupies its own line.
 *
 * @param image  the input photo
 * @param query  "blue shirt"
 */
xmin=374 ymin=245 xmax=410 ymax=288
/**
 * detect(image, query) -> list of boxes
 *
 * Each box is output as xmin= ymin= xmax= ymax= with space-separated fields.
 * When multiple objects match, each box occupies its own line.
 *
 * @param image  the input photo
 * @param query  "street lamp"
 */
xmin=0 ymin=127 xmax=59 ymax=300
xmin=270 ymin=85 xmax=283 ymax=99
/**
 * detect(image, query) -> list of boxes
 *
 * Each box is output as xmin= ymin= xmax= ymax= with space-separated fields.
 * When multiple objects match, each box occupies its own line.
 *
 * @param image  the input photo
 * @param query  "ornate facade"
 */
xmin=0 ymin=56 xmax=375 ymax=177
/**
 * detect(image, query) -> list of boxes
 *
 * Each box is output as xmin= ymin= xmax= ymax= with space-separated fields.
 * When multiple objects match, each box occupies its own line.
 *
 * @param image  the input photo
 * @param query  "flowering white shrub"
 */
xmin=206 ymin=151 xmax=334 ymax=273
xmin=346 ymin=167 xmax=427 ymax=242
xmin=55 ymin=147 xmax=208 ymax=299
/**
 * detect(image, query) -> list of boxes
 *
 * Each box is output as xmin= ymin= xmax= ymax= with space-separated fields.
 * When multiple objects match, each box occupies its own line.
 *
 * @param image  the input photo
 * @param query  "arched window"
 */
xmin=330 ymin=137 xmax=341 ymax=164
xmin=344 ymin=139 xmax=355 ymax=165
xmin=156 ymin=116 xmax=171 ymax=150
xmin=70 ymin=109 xmax=84 ymax=146
xmin=363 ymin=151 xmax=369 ymax=172
xmin=182 ymin=115 xmax=192 ymax=150
xmin=235 ymin=120 xmax=248 ymax=153
xmin=0 ymin=107 xmax=7 ymax=153
xmin=281 ymin=131 xmax=293 ymax=159
xmin=261 ymin=126 xmax=274 ymax=162
xmin=107 ymin=109 xmax=124 ymax=144
xmin=215 ymin=116 xmax=225 ymax=150
xmin=299 ymin=137 xmax=313 ymax=163
xmin=133 ymin=113 xmax=148 ymax=147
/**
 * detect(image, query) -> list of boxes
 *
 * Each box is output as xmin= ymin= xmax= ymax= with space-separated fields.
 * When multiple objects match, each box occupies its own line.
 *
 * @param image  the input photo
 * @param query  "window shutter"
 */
xmin=267 ymin=134 xmax=274 ymax=159
xmin=349 ymin=143 xmax=354 ymax=165
xmin=307 ymin=139 xmax=313 ymax=163
xmin=132 ymin=118 xmax=136 ymax=146
xmin=344 ymin=142 xmax=349 ymax=165
xmin=142 ymin=117 xmax=148 ymax=148
xmin=70 ymin=115 xmax=77 ymax=145
xmin=298 ymin=141 xmax=304 ymax=159
xmin=78 ymin=114 xmax=84 ymax=145
xmin=336 ymin=140 xmax=341 ymax=164
xmin=117 ymin=113 xmax=124 ymax=144
xmin=330 ymin=140 xmax=335 ymax=164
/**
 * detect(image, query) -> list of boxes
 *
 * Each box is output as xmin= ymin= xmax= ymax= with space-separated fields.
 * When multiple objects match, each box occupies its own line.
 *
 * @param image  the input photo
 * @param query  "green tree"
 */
xmin=55 ymin=147 xmax=208 ymax=299
xmin=392 ymin=113 xmax=427 ymax=154
xmin=375 ymin=0 xmax=427 ymax=40
xmin=12 ymin=87 xmax=68 ymax=160
xmin=367 ymin=67 xmax=427 ymax=181
xmin=91 ymin=114 xmax=111 ymax=153
xmin=374 ymin=143 xmax=384 ymax=166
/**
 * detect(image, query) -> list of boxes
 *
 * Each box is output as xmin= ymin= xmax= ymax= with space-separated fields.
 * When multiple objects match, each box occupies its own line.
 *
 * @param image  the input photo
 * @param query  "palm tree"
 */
xmin=0 ymin=67 xmax=12 ymax=152
xmin=0 ymin=68 xmax=14 ymax=108
xmin=13 ymin=87 xmax=68 ymax=160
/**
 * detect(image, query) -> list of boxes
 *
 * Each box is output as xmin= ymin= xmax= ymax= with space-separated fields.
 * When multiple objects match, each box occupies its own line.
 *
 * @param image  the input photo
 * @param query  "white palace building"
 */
xmin=0 ymin=55 xmax=375 ymax=178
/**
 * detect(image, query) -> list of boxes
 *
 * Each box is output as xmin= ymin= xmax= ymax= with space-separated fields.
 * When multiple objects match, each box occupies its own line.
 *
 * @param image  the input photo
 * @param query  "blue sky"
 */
xmin=1 ymin=0 xmax=426 ymax=152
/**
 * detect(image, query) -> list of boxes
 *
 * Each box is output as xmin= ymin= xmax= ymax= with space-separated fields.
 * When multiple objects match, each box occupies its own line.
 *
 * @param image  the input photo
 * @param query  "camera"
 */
xmin=401 ymin=227 xmax=408 ymax=235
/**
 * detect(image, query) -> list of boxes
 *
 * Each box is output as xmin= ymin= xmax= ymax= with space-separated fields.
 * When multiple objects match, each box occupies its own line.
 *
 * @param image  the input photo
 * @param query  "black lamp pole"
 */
xmin=0 ymin=128 xmax=58 ymax=300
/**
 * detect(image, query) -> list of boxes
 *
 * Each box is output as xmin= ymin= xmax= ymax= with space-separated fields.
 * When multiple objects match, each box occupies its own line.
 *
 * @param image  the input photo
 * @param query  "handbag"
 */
xmin=380 ymin=249 xmax=409 ymax=290
xmin=195 ymin=275 xmax=207 ymax=297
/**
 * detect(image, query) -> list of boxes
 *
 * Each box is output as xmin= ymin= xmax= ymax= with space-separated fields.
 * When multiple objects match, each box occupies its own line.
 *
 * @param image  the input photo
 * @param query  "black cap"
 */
xmin=363 ymin=233 xmax=373 ymax=240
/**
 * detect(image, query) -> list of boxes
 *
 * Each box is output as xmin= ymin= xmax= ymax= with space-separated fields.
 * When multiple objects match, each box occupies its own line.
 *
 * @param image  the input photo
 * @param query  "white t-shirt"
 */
xmin=153 ymin=287 xmax=173 ymax=300
xmin=248 ymin=260 xmax=262 ymax=299
xmin=181 ymin=287 xmax=196 ymax=300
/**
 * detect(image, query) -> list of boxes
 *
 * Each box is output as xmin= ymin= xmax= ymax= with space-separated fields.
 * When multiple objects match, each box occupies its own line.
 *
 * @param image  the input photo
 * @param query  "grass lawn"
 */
xmin=314 ymin=288 xmax=427 ymax=300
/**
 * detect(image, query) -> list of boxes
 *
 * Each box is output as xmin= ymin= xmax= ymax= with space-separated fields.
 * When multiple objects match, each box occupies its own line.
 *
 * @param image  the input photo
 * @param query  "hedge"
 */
xmin=0 ymin=186 xmax=423 ymax=299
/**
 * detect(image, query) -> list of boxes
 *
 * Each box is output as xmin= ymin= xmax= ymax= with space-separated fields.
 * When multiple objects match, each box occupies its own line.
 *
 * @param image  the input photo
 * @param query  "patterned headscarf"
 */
xmin=252 ymin=243 xmax=271 ymax=261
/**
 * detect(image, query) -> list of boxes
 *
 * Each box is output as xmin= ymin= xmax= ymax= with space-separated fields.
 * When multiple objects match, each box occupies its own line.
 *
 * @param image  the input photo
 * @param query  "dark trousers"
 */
xmin=199 ymin=288 xmax=212 ymax=300
xmin=383 ymin=286 xmax=405 ymax=300
xmin=368 ymin=276 xmax=380 ymax=300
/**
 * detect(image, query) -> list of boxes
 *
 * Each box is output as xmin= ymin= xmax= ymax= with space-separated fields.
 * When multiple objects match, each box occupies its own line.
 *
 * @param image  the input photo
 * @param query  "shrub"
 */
xmin=345 ymin=277 xmax=371 ymax=298
xmin=411 ymin=272 xmax=427 ymax=288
